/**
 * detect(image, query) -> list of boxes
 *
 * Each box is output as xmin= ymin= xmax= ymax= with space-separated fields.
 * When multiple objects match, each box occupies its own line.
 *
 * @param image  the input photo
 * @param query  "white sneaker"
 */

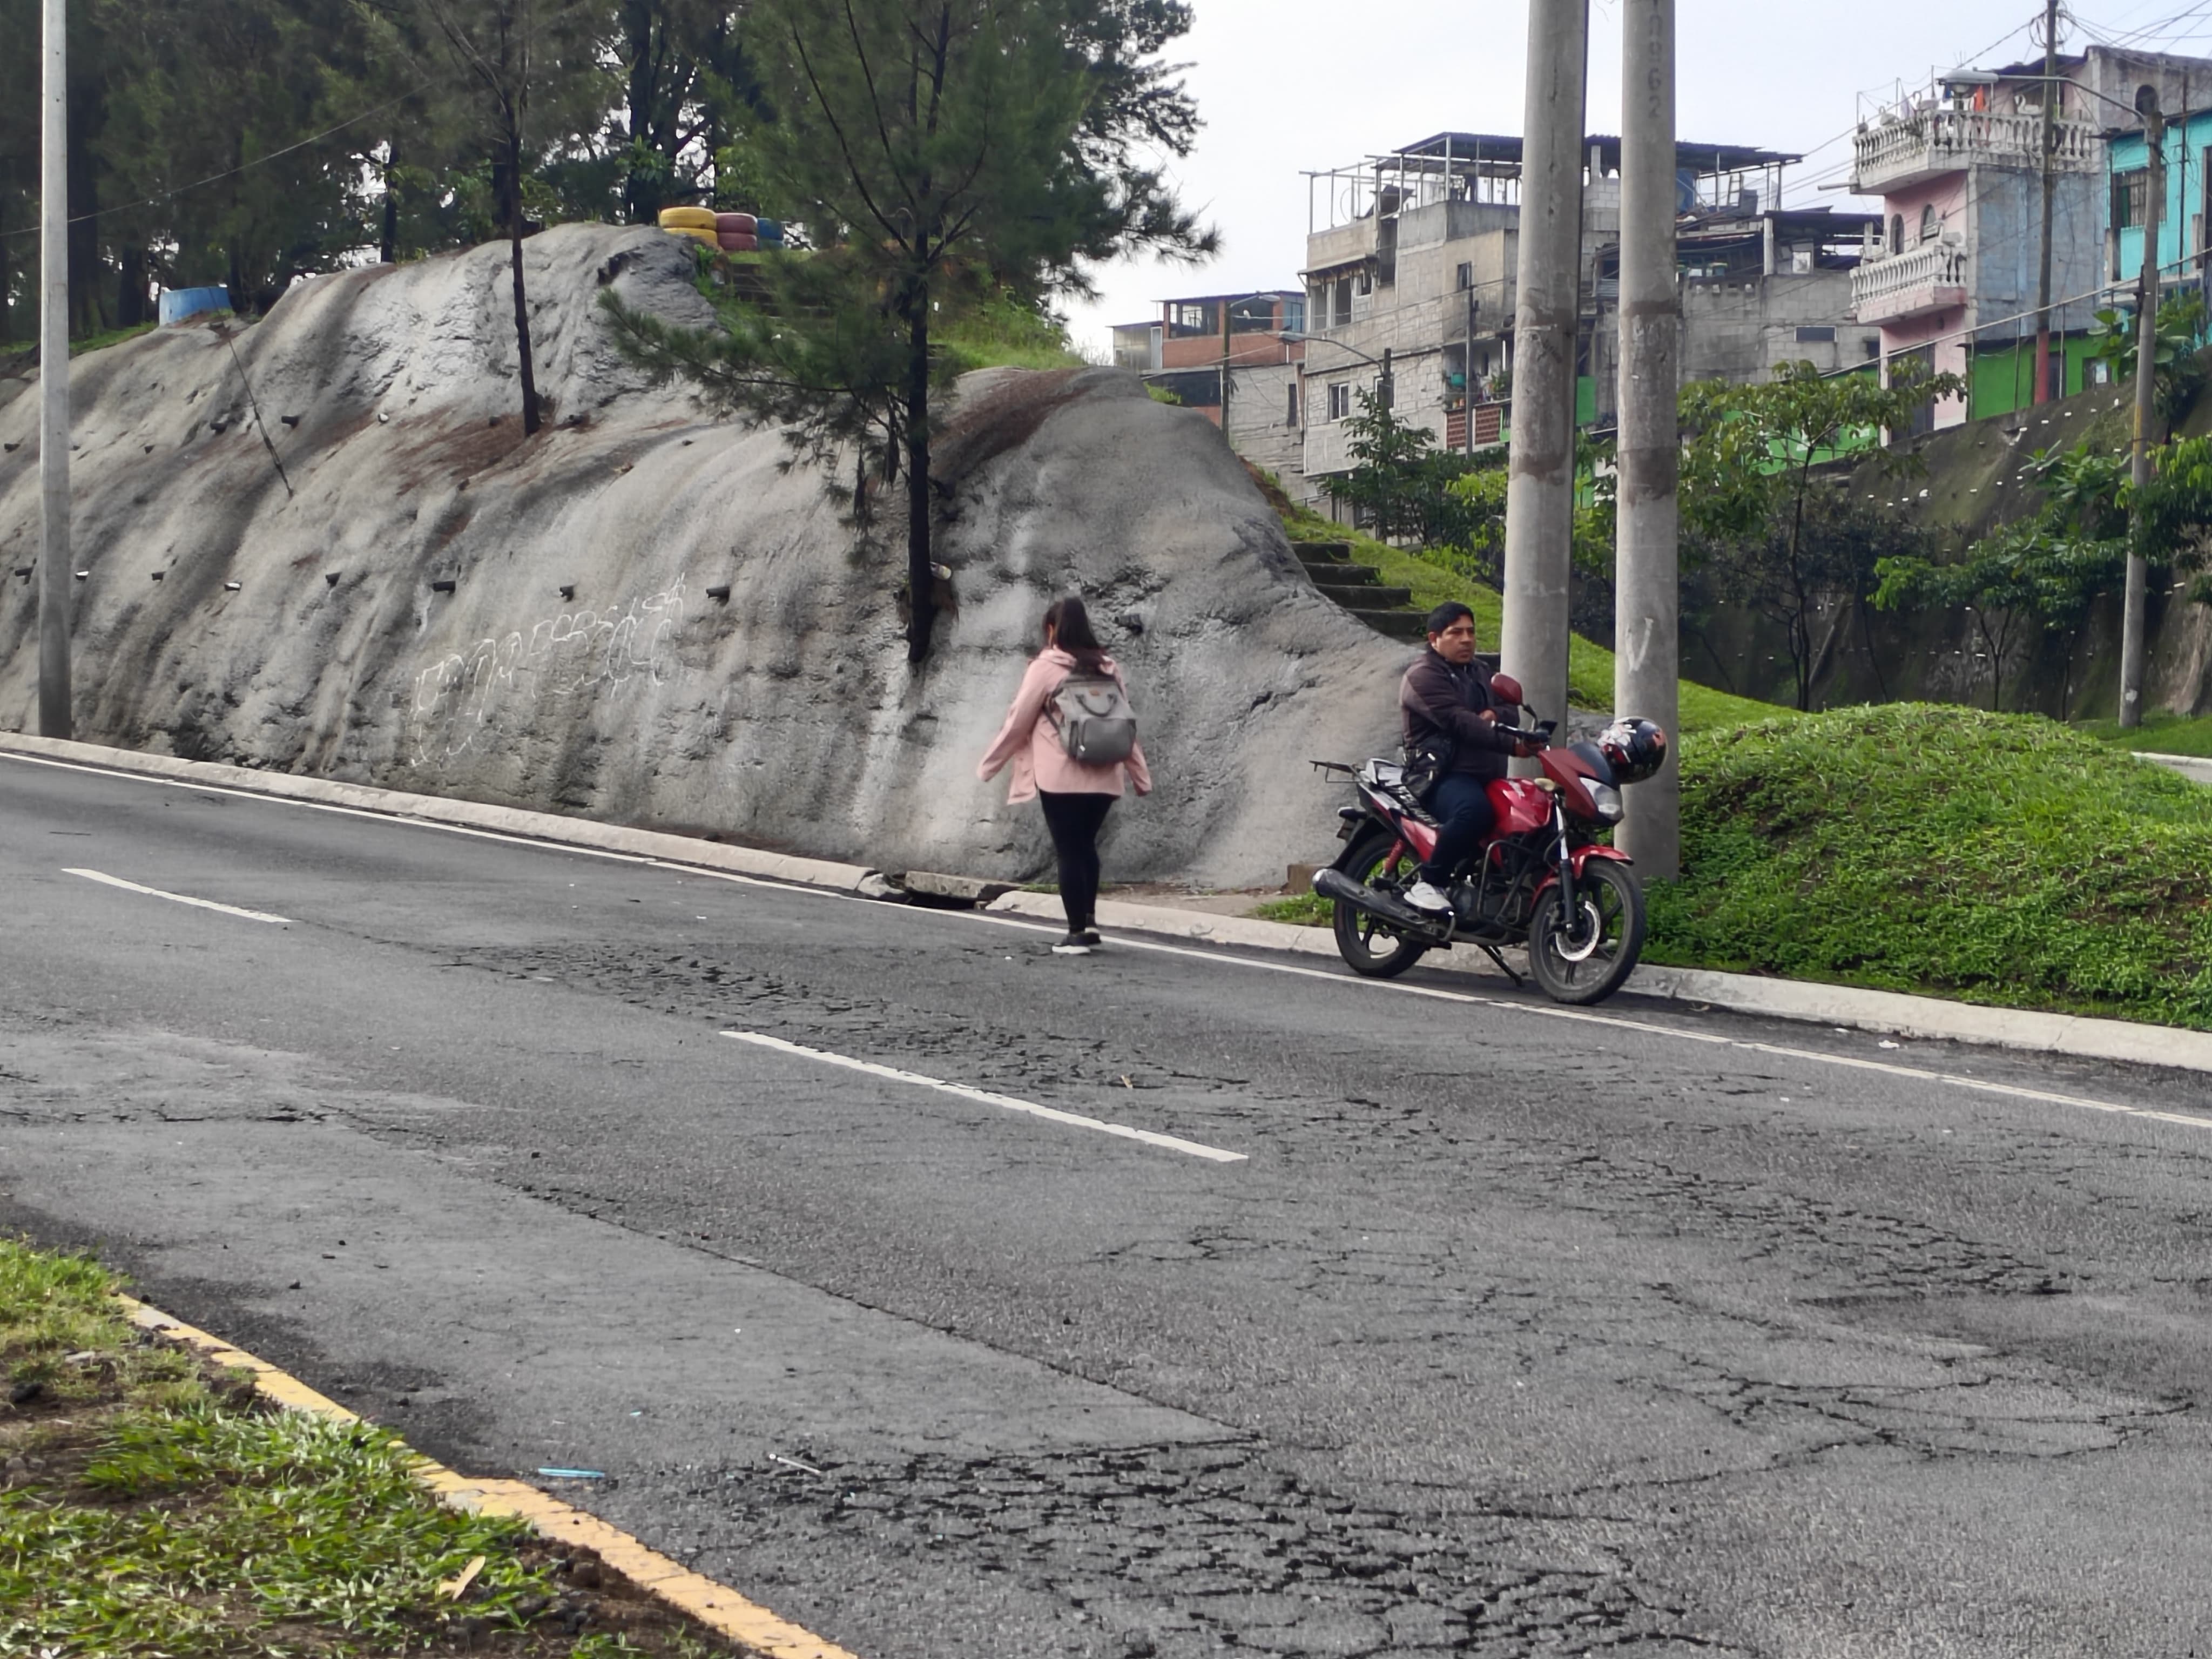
xmin=1401 ymin=880 xmax=1452 ymax=913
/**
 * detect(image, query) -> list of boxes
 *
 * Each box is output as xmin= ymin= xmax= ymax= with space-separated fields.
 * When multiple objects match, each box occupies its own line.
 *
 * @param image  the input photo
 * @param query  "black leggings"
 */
xmin=1038 ymin=791 xmax=1115 ymax=930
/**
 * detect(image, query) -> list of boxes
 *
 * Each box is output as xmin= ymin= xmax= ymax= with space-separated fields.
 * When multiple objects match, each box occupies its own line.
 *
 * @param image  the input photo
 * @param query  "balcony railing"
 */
xmin=1849 ymin=242 xmax=1968 ymax=323
xmin=1853 ymin=109 xmax=2098 ymax=193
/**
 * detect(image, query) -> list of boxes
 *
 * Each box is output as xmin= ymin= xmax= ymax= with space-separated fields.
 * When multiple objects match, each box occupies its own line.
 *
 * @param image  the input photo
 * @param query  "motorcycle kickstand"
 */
xmin=1478 ymin=942 xmax=1524 ymax=988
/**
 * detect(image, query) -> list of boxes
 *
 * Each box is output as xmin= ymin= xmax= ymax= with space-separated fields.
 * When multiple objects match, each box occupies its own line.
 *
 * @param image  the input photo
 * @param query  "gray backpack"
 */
xmin=1050 ymin=670 xmax=1138 ymax=765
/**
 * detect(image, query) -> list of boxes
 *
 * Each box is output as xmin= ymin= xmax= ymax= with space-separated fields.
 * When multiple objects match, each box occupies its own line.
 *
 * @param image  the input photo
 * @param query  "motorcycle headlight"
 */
xmin=1588 ymin=781 xmax=1624 ymax=824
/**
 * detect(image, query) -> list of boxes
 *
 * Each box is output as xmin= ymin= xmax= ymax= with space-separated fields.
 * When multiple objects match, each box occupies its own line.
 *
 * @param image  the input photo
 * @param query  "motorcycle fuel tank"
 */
xmin=1487 ymin=778 xmax=1553 ymax=837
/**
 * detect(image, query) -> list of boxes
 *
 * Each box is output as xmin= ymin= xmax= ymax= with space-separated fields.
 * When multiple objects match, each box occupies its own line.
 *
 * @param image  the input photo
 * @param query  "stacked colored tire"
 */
xmin=716 ymin=212 xmax=756 ymax=235
xmin=657 ymin=206 xmax=717 ymax=231
xmin=754 ymin=218 xmax=784 ymax=247
xmin=718 ymin=231 xmax=759 ymax=253
xmin=667 ymin=226 xmax=719 ymax=249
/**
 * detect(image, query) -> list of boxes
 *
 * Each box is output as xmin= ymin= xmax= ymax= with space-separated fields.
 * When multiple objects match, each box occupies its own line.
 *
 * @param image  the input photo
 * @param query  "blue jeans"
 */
xmin=1422 ymin=773 xmax=1496 ymax=886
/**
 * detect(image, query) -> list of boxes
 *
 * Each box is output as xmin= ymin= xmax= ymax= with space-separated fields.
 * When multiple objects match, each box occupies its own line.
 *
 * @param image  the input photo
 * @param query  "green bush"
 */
xmin=1647 ymin=704 xmax=2212 ymax=1028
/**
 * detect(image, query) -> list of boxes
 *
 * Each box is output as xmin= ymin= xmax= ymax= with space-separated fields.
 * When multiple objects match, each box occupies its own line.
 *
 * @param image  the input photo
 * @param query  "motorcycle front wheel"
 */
xmin=1331 ymin=830 xmax=1432 ymax=980
xmin=1527 ymin=859 xmax=1645 ymax=1005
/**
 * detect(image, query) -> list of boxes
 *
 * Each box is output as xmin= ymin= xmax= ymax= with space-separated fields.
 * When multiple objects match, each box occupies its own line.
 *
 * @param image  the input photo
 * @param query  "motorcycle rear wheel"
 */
xmin=1331 ymin=831 xmax=1433 ymax=980
xmin=1527 ymin=859 xmax=1645 ymax=1005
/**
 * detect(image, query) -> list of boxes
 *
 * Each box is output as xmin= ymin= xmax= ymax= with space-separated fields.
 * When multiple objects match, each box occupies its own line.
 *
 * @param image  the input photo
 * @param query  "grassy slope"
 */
xmin=1276 ymin=498 xmax=1783 ymax=732
xmin=1645 ymin=704 xmax=2212 ymax=1029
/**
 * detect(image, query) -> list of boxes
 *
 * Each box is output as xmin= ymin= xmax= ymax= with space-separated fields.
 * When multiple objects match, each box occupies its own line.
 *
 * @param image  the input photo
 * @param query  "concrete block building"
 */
xmin=1848 ymin=45 xmax=2212 ymax=429
xmin=1294 ymin=132 xmax=1869 ymax=515
xmin=1107 ymin=292 xmax=1307 ymax=482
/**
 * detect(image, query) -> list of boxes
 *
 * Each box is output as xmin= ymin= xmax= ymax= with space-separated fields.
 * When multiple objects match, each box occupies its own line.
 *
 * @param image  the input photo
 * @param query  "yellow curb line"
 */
xmin=118 ymin=1294 xmax=862 ymax=1659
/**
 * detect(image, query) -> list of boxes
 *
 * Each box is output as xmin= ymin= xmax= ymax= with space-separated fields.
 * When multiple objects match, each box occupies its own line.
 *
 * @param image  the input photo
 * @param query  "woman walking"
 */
xmin=977 ymin=597 xmax=1151 ymax=955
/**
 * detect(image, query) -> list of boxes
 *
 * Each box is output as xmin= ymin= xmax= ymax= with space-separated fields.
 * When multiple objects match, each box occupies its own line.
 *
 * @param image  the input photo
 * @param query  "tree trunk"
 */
xmin=505 ymin=121 xmax=540 ymax=436
xmin=381 ymin=143 xmax=400 ymax=264
xmin=117 ymin=245 xmax=145 ymax=328
xmin=66 ymin=86 xmax=103 ymax=336
xmin=621 ymin=0 xmax=663 ymax=224
xmin=905 ymin=289 xmax=933 ymax=662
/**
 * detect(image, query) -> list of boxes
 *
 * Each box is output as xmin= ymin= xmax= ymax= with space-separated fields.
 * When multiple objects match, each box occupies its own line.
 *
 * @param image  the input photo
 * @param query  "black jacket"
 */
xmin=1399 ymin=650 xmax=1516 ymax=780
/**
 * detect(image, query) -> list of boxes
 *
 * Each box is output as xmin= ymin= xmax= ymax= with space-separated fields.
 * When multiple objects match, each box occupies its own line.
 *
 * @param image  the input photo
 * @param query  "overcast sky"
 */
xmin=1062 ymin=0 xmax=2212 ymax=355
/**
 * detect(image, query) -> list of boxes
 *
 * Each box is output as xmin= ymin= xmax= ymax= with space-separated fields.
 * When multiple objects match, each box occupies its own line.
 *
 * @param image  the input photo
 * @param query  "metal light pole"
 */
xmin=2032 ymin=0 xmax=2061 ymax=404
xmin=1500 ymin=0 xmax=1589 ymax=727
xmin=39 ymin=0 xmax=72 ymax=739
xmin=2121 ymin=85 xmax=2163 ymax=731
xmin=1614 ymin=0 xmax=1679 ymax=877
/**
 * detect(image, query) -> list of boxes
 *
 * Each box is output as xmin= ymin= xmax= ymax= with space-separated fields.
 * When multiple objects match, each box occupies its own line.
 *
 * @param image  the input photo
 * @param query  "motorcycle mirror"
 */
xmin=1489 ymin=672 xmax=1524 ymax=705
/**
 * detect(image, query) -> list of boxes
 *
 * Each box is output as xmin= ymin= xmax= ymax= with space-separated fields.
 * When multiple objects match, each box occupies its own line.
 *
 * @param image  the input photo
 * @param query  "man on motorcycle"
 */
xmin=1398 ymin=602 xmax=1533 ymax=914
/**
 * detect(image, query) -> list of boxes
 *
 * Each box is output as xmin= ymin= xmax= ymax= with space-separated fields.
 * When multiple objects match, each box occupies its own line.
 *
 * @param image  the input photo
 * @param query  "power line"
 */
xmin=1 ymin=81 xmax=436 ymax=242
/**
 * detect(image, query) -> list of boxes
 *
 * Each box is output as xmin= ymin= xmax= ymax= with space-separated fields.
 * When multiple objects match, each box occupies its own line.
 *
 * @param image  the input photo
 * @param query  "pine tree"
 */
xmin=606 ymin=0 xmax=1211 ymax=661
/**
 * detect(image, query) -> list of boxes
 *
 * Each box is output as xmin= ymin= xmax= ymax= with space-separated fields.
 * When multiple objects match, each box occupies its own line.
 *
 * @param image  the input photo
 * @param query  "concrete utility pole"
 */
xmin=1500 ymin=0 xmax=1589 ymax=727
xmin=39 ymin=0 xmax=72 ymax=740
xmin=2033 ymin=0 xmax=2061 ymax=404
xmin=1613 ymin=0 xmax=1680 ymax=878
xmin=2121 ymin=85 xmax=2163 ymax=730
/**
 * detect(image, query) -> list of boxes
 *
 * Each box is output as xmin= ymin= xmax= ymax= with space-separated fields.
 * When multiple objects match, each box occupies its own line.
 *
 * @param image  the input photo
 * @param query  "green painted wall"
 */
xmin=1967 ymin=336 xmax=2099 ymax=420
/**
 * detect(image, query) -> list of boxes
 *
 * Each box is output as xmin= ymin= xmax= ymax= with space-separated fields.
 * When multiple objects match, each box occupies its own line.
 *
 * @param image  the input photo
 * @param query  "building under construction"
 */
xmin=1294 ymin=132 xmax=1880 ymax=508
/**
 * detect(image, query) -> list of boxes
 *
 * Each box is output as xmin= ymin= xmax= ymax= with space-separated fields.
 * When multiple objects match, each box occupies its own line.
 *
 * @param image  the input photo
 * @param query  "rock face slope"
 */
xmin=0 ymin=225 xmax=1412 ymax=888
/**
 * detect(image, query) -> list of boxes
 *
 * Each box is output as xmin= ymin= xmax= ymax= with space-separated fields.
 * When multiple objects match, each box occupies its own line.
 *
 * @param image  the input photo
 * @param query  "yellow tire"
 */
xmin=665 ymin=226 xmax=719 ymax=249
xmin=656 ymin=206 xmax=718 ymax=231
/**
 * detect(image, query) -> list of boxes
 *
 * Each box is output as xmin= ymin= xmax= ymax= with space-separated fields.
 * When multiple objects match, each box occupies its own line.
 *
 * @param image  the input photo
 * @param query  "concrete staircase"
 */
xmin=1290 ymin=541 xmax=1428 ymax=640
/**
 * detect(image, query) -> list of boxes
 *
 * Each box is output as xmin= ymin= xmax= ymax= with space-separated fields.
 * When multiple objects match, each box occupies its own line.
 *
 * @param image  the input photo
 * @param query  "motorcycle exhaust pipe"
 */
xmin=1313 ymin=869 xmax=1449 ymax=938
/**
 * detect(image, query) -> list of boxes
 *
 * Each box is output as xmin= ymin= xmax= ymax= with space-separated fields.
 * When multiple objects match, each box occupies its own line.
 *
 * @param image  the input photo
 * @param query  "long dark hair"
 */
xmin=1043 ymin=596 xmax=1105 ymax=666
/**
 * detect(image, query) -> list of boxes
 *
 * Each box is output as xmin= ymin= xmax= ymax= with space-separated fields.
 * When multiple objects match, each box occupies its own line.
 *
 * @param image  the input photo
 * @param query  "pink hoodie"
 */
xmin=977 ymin=646 xmax=1153 ymax=804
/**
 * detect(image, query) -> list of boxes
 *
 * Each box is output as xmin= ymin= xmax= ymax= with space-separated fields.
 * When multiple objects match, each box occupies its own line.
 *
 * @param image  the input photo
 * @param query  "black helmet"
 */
xmin=1599 ymin=718 xmax=1668 ymax=785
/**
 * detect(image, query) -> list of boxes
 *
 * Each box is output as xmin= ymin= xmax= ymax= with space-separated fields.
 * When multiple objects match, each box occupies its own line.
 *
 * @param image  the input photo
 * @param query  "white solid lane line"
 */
xmin=720 ymin=1030 xmax=1247 ymax=1164
xmin=64 ymin=867 xmax=293 ymax=927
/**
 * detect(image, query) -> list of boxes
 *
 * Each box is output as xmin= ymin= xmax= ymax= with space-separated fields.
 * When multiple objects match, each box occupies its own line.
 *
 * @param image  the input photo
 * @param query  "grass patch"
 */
xmin=1645 ymin=704 xmax=2212 ymax=1029
xmin=1248 ymin=892 xmax=1331 ymax=927
xmin=2077 ymin=711 xmax=2212 ymax=757
xmin=0 ymin=1237 xmax=737 ymax=1657
xmin=1273 ymin=493 xmax=1783 ymax=733
xmin=71 ymin=321 xmax=159 ymax=356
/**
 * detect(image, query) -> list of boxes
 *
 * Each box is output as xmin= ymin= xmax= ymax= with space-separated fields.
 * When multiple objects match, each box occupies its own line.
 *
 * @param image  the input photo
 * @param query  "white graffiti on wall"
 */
xmin=409 ymin=574 xmax=687 ymax=765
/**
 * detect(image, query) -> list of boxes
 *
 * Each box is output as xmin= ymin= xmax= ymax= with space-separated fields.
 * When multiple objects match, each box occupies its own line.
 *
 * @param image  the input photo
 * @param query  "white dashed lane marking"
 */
xmin=720 ymin=1030 xmax=1248 ymax=1164
xmin=64 ymin=867 xmax=293 ymax=927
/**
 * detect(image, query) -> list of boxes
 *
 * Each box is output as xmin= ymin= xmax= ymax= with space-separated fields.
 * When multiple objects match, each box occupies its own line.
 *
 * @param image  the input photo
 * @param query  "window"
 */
xmin=1230 ymin=295 xmax=1276 ymax=334
xmin=1282 ymin=296 xmax=1305 ymax=335
xmin=1919 ymin=204 xmax=1940 ymax=244
xmin=1796 ymin=326 xmax=1836 ymax=343
xmin=2114 ymin=168 xmax=2149 ymax=231
xmin=1332 ymin=277 xmax=1353 ymax=327
xmin=1286 ymin=382 xmax=1300 ymax=427
xmin=1327 ymin=382 xmax=1351 ymax=422
xmin=1170 ymin=302 xmax=1211 ymax=336
xmin=1889 ymin=214 xmax=1904 ymax=257
xmin=1353 ymin=268 xmax=1374 ymax=297
xmin=1455 ymin=261 xmax=1474 ymax=291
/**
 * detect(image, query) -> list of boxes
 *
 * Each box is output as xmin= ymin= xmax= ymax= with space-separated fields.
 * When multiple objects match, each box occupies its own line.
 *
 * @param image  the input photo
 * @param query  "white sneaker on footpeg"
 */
xmin=1402 ymin=880 xmax=1452 ymax=913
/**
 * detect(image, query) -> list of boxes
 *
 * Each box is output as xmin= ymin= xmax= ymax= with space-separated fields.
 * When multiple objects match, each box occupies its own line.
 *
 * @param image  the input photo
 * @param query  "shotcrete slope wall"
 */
xmin=0 ymin=225 xmax=1408 ymax=887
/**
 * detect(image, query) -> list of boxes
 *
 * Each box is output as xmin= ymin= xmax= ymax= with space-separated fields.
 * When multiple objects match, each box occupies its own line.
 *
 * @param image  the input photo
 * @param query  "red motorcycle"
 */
xmin=1312 ymin=674 xmax=1668 ymax=1005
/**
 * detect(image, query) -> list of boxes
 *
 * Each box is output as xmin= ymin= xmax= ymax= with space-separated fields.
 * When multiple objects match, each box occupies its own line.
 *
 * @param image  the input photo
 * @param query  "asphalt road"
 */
xmin=6 ymin=751 xmax=2212 ymax=1658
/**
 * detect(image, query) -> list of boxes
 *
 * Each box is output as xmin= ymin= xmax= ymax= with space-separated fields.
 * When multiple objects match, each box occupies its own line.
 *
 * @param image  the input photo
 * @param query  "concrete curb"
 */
xmin=120 ymin=1295 xmax=858 ymax=1659
xmin=2141 ymin=750 xmax=2212 ymax=787
xmin=15 ymin=730 xmax=2212 ymax=1078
